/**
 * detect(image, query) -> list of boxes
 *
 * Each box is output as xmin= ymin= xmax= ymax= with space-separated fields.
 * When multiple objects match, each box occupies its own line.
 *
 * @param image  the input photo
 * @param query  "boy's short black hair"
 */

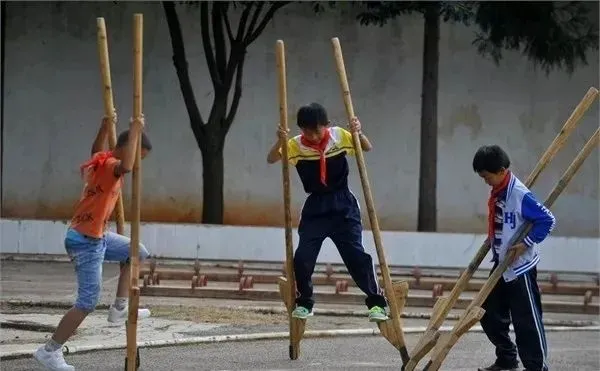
xmin=297 ymin=103 xmax=328 ymax=130
xmin=116 ymin=130 xmax=152 ymax=151
xmin=472 ymin=145 xmax=510 ymax=173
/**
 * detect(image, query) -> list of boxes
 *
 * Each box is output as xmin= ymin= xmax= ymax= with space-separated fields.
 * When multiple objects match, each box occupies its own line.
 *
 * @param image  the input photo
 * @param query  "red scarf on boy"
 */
xmin=300 ymin=128 xmax=331 ymax=186
xmin=80 ymin=151 xmax=114 ymax=177
xmin=487 ymin=171 xmax=511 ymax=243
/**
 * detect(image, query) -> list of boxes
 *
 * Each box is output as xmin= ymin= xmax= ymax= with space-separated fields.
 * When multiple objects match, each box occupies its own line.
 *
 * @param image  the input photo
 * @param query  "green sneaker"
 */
xmin=368 ymin=306 xmax=389 ymax=322
xmin=292 ymin=306 xmax=313 ymax=319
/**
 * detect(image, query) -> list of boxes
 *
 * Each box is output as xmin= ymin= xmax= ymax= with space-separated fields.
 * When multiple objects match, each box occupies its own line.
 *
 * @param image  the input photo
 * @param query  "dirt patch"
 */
xmin=148 ymin=305 xmax=288 ymax=326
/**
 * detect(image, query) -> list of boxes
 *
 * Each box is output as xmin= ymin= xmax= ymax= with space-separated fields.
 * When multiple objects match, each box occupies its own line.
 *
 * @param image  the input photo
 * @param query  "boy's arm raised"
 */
xmin=91 ymin=115 xmax=113 ymax=156
xmin=113 ymin=116 xmax=145 ymax=176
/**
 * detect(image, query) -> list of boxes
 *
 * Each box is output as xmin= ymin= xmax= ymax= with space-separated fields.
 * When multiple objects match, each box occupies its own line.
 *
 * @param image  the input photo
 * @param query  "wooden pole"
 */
xmin=96 ymin=17 xmax=125 ymax=235
xmin=331 ymin=37 xmax=410 ymax=365
xmin=275 ymin=39 xmax=307 ymax=360
xmin=423 ymin=128 xmax=600 ymax=371
xmin=126 ymin=13 xmax=143 ymax=371
xmin=404 ymin=86 xmax=600 ymax=371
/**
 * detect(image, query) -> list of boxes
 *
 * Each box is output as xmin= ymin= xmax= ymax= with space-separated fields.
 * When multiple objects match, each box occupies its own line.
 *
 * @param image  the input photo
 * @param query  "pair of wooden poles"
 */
xmin=276 ymin=38 xmax=411 ymax=362
xmin=276 ymin=36 xmax=599 ymax=369
xmin=96 ymin=14 xmax=145 ymax=371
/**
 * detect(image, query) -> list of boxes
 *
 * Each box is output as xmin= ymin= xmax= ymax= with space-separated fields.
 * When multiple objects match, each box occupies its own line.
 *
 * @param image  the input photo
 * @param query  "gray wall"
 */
xmin=2 ymin=2 xmax=599 ymax=236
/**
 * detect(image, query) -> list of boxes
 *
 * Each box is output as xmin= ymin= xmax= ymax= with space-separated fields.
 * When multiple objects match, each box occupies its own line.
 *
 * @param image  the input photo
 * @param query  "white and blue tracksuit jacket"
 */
xmin=492 ymin=173 xmax=556 ymax=282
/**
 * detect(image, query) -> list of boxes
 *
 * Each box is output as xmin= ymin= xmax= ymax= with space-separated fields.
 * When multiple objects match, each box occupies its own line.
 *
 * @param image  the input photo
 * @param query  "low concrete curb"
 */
xmin=2 ymin=325 xmax=599 ymax=360
xmin=3 ymin=300 xmax=599 ymax=327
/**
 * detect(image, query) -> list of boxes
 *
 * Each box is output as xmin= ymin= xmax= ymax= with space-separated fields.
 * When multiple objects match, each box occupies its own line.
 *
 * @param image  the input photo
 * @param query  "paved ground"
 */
xmin=4 ymin=331 xmax=600 ymax=371
xmin=2 ymin=259 xmax=599 ymax=370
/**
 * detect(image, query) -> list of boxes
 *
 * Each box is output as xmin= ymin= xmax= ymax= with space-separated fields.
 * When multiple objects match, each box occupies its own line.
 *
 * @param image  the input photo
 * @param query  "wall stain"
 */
xmin=440 ymin=104 xmax=482 ymax=140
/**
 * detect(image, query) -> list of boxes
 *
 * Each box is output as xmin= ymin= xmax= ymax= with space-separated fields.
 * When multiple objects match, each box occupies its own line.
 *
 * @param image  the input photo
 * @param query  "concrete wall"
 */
xmin=2 ymin=219 xmax=599 ymax=274
xmin=2 ymin=2 xmax=599 ymax=237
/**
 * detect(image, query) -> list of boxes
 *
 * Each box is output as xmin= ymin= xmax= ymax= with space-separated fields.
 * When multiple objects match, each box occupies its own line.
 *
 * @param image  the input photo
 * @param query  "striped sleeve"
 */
xmin=520 ymin=192 xmax=556 ymax=247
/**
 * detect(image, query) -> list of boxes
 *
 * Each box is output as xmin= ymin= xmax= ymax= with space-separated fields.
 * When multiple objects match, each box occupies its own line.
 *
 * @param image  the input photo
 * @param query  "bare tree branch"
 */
xmin=245 ymin=3 xmax=265 ymax=39
xmin=236 ymin=5 xmax=252 ymax=41
xmin=222 ymin=4 xmax=234 ymax=43
xmin=162 ymin=1 xmax=205 ymax=141
xmin=223 ymin=53 xmax=246 ymax=134
xmin=212 ymin=3 xmax=227 ymax=79
xmin=201 ymin=2 xmax=221 ymax=86
xmin=245 ymin=2 xmax=291 ymax=45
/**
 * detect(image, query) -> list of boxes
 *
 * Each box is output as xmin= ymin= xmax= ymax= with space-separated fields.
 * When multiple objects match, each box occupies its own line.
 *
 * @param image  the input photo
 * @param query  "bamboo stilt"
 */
xmin=331 ymin=37 xmax=410 ymax=365
xmin=275 ymin=39 xmax=307 ymax=360
xmin=96 ymin=17 xmax=125 ymax=234
xmin=125 ymin=13 xmax=143 ymax=371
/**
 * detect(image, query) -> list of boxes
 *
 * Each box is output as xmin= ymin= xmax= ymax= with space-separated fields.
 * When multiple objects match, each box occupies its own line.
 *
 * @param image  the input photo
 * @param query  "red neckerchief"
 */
xmin=80 ymin=151 xmax=114 ymax=178
xmin=300 ymin=128 xmax=331 ymax=186
xmin=487 ymin=171 xmax=511 ymax=242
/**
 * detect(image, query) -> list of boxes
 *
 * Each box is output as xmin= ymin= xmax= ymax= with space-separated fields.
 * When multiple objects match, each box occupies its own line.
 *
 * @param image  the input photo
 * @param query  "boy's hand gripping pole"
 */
xmin=331 ymin=37 xmax=410 ymax=365
xmin=96 ymin=17 xmax=125 ymax=235
xmin=125 ymin=13 xmax=144 ymax=371
xmin=275 ymin=40 xmax=306 ymax=361
xmin=405 ymin=86 xmax=600 ymax=371
xmin=423 ymin=127 xmax=599 ymax=371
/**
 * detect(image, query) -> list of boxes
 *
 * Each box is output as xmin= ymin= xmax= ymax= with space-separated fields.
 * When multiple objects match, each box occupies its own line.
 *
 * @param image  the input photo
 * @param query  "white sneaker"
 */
xmin=107 ymin=305 xmax=151 ymax=325
xmin=33 ymin=346 xmax=74 ymax=371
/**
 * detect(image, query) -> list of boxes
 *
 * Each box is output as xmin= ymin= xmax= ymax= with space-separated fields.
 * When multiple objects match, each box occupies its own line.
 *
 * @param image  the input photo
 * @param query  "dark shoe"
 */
xmin=478 ymin=364 xmax=519 ymax=371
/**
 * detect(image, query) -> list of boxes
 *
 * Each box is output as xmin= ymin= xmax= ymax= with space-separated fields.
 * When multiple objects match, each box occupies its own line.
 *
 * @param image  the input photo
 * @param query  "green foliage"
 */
xmin=473 ymin=1 xmax=598 ymax=75
xmin=356 ymin=1 xmax=475 ymax=26
xmin=354 ymin=1 xmax=598 ymax=75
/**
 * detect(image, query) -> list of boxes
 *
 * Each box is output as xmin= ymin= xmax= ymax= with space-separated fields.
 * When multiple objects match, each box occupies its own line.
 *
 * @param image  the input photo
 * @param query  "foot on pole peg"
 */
xmin=432 ymin=283 xmax=443 ymax=299
xmin=325 ymin=264 xmax=334 ymax=281
xmin=550 ymin=273 xmax=559 ymax=291
xmin=412 ymin=266 xmax=422 ymax=285
xmin=124 ymin=348 xmax=141 ymax=370
xmin=584 ymin=290 xmax=593 ymax=308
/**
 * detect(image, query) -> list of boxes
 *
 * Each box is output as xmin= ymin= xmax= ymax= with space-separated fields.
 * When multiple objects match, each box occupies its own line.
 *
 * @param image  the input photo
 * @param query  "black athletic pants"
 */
xmin=480 ymin=264 xmax=548 ymax=371
xmin=293 ymin=188 xmax=386 ymax=311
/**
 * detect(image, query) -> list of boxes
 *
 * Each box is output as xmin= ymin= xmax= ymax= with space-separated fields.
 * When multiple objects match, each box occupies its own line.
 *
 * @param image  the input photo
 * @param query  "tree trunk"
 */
xmin=200 ymin=128 xmax=225 ymax=224
xmin=417 ymin=4 xmax=440 ymax=232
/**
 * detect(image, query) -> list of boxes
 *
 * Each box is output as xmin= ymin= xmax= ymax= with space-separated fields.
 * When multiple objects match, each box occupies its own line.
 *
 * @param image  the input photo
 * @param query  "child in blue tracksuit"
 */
xmin=472 ymin=145 xmax=556 ymax=371
xmin=267 ymin=103 xmax=388 ymax=323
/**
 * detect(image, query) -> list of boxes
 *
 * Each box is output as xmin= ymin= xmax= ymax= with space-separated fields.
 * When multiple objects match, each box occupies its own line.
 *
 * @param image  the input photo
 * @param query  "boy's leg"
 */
xmin=103 ymin=232 xmax=151 ymax=324
xmin=328 ymin=193 xmax=386 ymax=314
xmin=35 ymin=231 xmax=105 ymax=371
xmin=293 ymin=216 xmax=327 ymax=317
xmin=478 ymin=267 xmax=519 ymax=371
xmin=509 ymin=268 xmax=548 ymax=371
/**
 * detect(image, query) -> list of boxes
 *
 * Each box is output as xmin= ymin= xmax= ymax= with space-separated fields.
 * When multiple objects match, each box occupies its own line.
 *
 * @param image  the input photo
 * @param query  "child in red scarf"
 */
xmin=34 ymin=114 xmax=153 ymax=371
xmin=473 ymin=145 xmax=555 ymax=371
xmin=267 ymin=103 xmax=388 ymax=323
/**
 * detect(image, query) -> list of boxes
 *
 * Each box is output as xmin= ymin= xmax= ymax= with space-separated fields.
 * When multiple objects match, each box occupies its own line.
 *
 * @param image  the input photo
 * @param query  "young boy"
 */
xmin=34 ymin=114 xmax=153 ymax=371
xmin=267 ymin=102 xmax=388 ymax=323
xmin=473 ymin=145 xmax=556 ymax=371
